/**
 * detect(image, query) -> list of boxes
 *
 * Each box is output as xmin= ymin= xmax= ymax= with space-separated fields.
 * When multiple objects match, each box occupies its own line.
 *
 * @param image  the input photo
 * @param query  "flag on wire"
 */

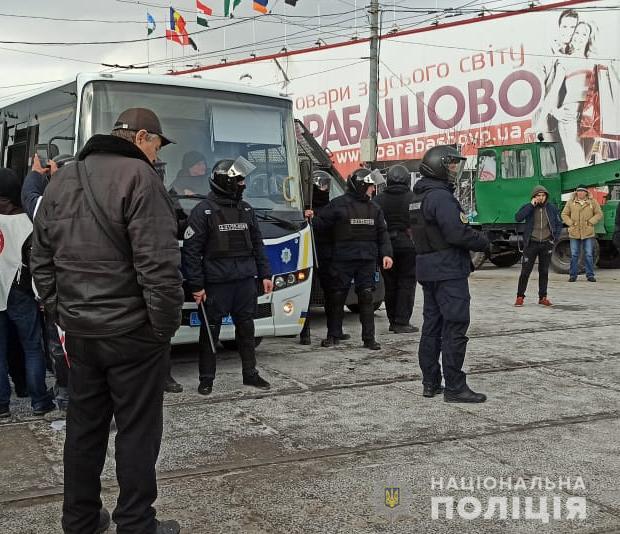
xmin=224 ymin=0 xmax=242 ymax=17
xmin=147 ymin=12 xmax=156 ymax=35
xmin=166 ymin=7 xmax=199 ymax=50
xmin=197 ymin=0 xmax=212 ymax=26
xmin=253 ymin=0 xmax=268 ymax=14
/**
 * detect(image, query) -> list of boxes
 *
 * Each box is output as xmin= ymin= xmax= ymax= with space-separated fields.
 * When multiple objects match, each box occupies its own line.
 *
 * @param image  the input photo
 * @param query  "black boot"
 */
xmin=325 ymin=290 xmax=348 ymax=341
xmin=95 ymin=508 xmax=111 ymax=533
xmin=444 ymin=385 xmax=487 ymax=403
xmin=363 ymin=339 xmax=381 ymax=350
xmin=243 ymin=373 xmax=271 ymax=389
xmin=198 ymin=380 xmax=213 ymax=395
xmin=423 ymin=384 xmax=444 ymax=398
xmin=164 ymin=376 xmax=183 ymax=393
xmin=336 ymin=333 xmax=351 ymax=340
xmin=321 ymin=336 xmax=339 ymax=347
xmin=391 ymin=324 xmax=419 ymax=334
xmin=299 ymin=311 xmax=311 ymax=344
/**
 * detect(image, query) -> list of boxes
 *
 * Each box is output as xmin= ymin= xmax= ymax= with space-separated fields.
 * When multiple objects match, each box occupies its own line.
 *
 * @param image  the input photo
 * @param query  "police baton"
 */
xmin=198 ymin=301 xmax=217 ymax=355
xmin=308 ymin=219 xmax=320 ymax=270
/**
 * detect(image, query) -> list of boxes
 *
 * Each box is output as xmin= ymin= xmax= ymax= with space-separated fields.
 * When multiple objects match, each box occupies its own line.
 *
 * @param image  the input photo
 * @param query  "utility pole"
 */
xmin=361 ymin=0 xmax=380 ymax=165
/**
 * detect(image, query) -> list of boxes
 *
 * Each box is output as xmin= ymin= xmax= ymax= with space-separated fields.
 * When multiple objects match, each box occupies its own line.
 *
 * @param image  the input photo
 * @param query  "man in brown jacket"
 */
xmin=561 ymin=185 xmax=603 ymax=282
xmin=31 ymin=108 xmax=184 ymax=534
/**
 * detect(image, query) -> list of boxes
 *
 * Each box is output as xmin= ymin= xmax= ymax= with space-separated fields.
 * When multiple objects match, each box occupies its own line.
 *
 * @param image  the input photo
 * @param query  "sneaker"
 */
xmin=243 ymin=374 xmax=271 ymax=390
xmin=33 ymin=403 xmax=56 ymax=417
xmin=95 ymin=507 xmax=111 ymax=533
xmin=538 ymin=297 xmax=553 ymax=307
xmin=514 ymin=296 xmax=524 ymax=307
xmin=568 ymin=276 xmax=577 ymax=282
xmin=321 ymin=336 xmax=339 ymax=348
xmin=587 ymin=277 xmax=597 ymax=282
xmin=197 ymin=380 xmax=213 ymax=395
xmin=363 ymin=339 xmax=381 ymax=350
xmin=0 ymin=405 xmax=9 ymax=418
xmin=164 ymin=377 xmax=183 ymax=393
xmin=156 ymin=519 xmax=181 ymax=534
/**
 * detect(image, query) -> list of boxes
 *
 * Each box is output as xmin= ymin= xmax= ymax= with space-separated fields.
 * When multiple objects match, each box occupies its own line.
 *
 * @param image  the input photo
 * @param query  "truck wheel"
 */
xmin=551 ymin=239 xmax=600 ymax=274
xmin=221 ymin=337 xmax=263 ymax=351
xmin=470 ymin=251 xmax=487 ymax=270
xmin=489 ymin=250 xmax=522 ymax=268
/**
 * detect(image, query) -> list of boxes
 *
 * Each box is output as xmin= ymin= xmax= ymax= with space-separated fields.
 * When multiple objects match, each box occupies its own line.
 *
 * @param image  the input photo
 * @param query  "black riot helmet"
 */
xmin=312 ymin=170 xmax=332 ymax=207
xmin=419 ymin=145 xmax=466 ymax=184
xmin=386 ymin=164 xmax=411 ymax=187
xmin=347 ymin=168 xmax=385 ymax=198
xmin=210 ymin=156 xmax=256 ymax=199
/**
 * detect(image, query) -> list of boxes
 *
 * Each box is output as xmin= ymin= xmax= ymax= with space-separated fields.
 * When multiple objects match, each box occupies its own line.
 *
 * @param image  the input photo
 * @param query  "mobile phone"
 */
xmin=34 ymin=148 xmax=50 ymax=168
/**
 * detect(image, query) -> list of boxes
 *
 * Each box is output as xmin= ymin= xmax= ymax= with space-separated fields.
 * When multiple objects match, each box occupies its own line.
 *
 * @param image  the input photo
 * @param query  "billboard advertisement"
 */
xmin=182 ymin=0 xmax=620 ymax=176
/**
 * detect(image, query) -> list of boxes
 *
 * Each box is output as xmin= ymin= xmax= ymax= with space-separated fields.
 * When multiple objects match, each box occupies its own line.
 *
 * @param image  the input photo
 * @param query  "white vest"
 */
xmin=0 ymin=213 xmax=33 ymax=311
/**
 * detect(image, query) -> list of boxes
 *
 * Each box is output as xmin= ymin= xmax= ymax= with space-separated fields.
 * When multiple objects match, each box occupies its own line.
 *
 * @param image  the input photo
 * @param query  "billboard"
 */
xmin=181 ymin=0 xmax=620 ymax=176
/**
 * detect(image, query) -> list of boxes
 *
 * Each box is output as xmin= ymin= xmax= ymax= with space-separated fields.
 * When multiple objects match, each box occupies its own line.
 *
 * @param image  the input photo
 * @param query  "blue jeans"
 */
xmin=569 ymin=238 xmax=595 ymax=279
xmin=0 ymin=287 xmax=53 ymax=410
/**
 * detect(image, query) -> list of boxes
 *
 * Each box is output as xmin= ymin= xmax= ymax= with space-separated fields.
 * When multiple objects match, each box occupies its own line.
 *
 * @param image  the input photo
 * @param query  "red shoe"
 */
xmin=514 ymin=296 xmax=524 ymax=307
xmin=538 ymin=297 xmax=553 ymax=307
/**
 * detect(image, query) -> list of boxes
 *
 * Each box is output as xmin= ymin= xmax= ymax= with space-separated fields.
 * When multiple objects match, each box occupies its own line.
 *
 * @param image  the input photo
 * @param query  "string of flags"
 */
xmin=146 ymin=1 xmax=303 ymax=50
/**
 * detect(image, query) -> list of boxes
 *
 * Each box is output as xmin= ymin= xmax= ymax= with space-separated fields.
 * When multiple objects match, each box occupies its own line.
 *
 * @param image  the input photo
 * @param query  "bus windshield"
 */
xmin=78 ymin=80 xmax=302 ymax=216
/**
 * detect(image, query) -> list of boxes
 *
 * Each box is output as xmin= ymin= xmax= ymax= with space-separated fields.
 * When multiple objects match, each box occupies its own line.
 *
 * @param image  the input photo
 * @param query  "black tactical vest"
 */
xmin=332 ymin=200 xmax=377 ymax=242
xmin=204 ymin=201 xmax=254 ymax=259
xmin=409 ymin=191 xmax=451 ymax=254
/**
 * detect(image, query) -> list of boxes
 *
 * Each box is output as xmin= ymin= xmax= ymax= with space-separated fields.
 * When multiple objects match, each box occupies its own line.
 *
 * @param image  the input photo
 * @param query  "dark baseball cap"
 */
xmin=112 ymin=108 xmax=175 ymax=147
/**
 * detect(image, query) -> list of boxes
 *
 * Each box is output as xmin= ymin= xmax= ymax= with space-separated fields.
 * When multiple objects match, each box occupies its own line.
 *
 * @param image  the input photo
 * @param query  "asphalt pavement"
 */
xmin=1 ymin=264 xmax=619 ymax=533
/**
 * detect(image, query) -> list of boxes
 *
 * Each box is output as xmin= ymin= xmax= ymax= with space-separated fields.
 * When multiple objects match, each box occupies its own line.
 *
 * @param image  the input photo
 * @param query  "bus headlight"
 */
xmin=282 ymin=301 xmax=294 ymax=315
xmin=274 ymin=276 xmax=286 ymax=290
xmin=272 ymin=268 xmax=311 ymax=291
xmin=286 ymin=273 xmax=296 ymax=285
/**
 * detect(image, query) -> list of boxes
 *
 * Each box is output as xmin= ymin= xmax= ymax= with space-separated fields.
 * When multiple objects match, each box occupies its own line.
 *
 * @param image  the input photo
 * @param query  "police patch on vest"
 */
xmin=218 ymin=223 xmax=249 ymax=231
xmin=350 ymin=218 xmax=375 ymax=225
xmin=184 ymin=225 xmax=195 ymax=239
xmin=459 ymin=212 xmax=468 ymax=224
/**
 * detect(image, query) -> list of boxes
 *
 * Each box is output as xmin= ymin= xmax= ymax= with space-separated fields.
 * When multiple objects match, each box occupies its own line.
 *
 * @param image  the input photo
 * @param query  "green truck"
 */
xmin=470 ymin=140 xmax=620 ymax=272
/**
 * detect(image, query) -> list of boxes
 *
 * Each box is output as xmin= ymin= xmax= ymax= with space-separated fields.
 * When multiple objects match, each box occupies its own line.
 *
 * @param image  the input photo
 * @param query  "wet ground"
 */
xmin=1 ymin=265 xmax=619 ymax=533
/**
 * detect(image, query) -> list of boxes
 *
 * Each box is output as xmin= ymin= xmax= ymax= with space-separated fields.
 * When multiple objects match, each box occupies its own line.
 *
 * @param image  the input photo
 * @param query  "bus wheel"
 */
xmin=489 ymin=250 xmax=522 ymax=268
xmin=221 ymin=337 xmax=263 ymax=351
xmin=552 ymin=238 xmax=600 ymax=274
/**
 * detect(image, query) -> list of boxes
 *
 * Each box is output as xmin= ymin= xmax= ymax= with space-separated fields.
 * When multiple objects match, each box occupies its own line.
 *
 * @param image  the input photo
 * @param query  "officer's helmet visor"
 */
xmin=312 ymin=171 xmax=332 ymax=191
xmin=227 ymin=156 xmax=256 ymax=179
xmin=443 ymin=157 xmax=466 ymax=182
xmin=369 ymin=169 xmax=386 ymax=186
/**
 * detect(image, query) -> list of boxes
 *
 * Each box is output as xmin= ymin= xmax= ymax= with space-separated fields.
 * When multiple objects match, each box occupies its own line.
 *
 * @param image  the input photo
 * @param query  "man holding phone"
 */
xmin=514 ymin=185 xmax=563 ymax=307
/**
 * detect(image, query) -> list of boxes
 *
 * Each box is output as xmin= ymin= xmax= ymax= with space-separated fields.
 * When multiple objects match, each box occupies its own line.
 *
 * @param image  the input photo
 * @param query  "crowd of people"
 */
xmin=1 ymin=106 xmax=619 ymax=533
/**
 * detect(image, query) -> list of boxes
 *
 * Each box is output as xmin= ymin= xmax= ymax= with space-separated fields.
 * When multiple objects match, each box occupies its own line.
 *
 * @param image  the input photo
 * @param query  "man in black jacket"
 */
xmin=374 ymin=165 xmax=419 ymax=334
xmin=310 ymin=168 xmax=393 ymax=350
xmin=31 ymin=108 xmax=184 ymax=534
xmin=411 ymin=146 xmax=489 ymax=403
xmin=182 ymin=158 xmax=273 ymax=395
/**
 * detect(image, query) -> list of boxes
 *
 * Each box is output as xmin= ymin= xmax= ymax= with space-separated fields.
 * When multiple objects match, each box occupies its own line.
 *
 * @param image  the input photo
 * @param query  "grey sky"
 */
xmin=0 ymin=0 xmax=551 ymax=103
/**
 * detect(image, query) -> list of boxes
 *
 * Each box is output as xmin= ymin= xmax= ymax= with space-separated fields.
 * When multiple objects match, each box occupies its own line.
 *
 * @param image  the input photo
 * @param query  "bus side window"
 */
xmin=502 ymin=149 xmax=534 ymax=178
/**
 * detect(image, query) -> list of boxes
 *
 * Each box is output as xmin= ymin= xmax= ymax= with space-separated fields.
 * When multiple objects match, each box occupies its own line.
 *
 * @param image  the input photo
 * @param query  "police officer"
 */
xmin=299 ymin=171 xmax=351 ymax=345
xmin=374 ymin=164 xmax=419 ymax=334
xmin=411 ymin=146 xmax=489 ymax=403
xmin=182 ymin=158 xmax=273 ymax=395
xmin=309 ymin=168 xmax=393 ymax=350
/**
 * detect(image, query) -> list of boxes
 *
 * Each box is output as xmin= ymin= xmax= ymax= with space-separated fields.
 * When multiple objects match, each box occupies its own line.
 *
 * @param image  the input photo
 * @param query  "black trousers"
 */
xmin=63 ymin=324 xmax=169 ymax=534
xmin=418 ymin=278 xmax=470 ymax=393
xmin=300 ymin=254 xmax=333 ymax=339
xmin=381 ymin=247 xmax=416 ymax=327
xmin=517 ymin=240 xmax=552 ymax=298
xmin=199 ymin=278 xmax=258 ymax=382
xmin=329 ymin=260 xmax=377 ymax=341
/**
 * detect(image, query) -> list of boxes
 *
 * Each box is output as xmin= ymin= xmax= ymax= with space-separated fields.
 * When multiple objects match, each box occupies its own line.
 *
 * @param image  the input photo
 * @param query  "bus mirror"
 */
xmin=299 ymin=158 xmax=314 ymax=209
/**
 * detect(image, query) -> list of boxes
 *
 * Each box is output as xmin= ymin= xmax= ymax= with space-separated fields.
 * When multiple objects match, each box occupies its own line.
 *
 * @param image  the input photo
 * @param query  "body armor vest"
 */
xmin=332 ymin=200 xmax=377 ymax=242
xmin=204 ymin=201 xmax=253 ymax=259
xmin=409 ymin=191 xmax=451 ymax=254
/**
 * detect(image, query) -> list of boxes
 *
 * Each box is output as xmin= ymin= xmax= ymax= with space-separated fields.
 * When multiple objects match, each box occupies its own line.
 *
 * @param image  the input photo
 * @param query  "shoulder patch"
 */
xmin=459 ymin=212 xmax=469 ymax=224
xmin=204 ymin=209 xmax=211 ymax=215
xmin=184 ymin=225 xmax=196 ymax=240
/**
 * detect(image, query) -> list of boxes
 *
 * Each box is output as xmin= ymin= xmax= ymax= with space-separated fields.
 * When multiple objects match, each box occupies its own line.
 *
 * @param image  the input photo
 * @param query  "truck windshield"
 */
xmin=77 ymin=80 xmax=302 ymax=216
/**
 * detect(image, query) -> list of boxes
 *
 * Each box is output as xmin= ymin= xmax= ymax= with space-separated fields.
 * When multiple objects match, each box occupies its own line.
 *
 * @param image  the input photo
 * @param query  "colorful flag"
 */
xmin=253 ymin=0 xmax=268 ymax=14
xmin=224 ymin=0 xmax=242 ymax=17
xmin=166 ymin=7 xmax=198 ymax=49
xmin=197 ymin=0 xmax=212 ymax=26
xmin=147 ymin=12 xmax=156 ymax=35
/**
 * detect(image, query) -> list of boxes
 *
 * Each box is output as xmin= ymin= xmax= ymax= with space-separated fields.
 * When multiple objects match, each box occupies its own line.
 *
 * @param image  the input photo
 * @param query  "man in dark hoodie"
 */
xmin=309 ymin=168 xmax=393 ymax=350
xmin=374 ymin=164 xmax=418 ymax=334
xmin=0 ymin=168 xmax=55 ymax=419
xmin=30 ymin=108 xmax=184 ymax=534
xmin=410 ymin=146 xmax=489 ymax=403
xmin=182 ymin=157 xmax=273 ymax=396
xmin=514 ymin=185 xmax=563 ymax=307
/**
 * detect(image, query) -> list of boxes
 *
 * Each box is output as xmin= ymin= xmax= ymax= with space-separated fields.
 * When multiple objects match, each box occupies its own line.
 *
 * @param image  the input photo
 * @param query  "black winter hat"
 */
xmin=0 ymin=167 xmax=21 ymax=208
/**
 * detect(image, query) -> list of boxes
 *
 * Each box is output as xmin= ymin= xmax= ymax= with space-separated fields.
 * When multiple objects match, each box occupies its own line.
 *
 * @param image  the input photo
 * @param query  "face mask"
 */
xmin=235 ymin=183 xmax=246 ymax=200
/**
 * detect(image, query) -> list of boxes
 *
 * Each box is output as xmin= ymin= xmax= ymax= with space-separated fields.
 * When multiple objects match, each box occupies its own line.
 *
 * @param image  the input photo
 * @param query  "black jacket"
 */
xmin=312 ymin=191 xmax=393 ymax=262
xmin=374 ymin=184 xmax=415 ymax=250
xmin=182 ymin=191 xmax=271 ymax=288
xmin=413 ymin=177 xmax=488 ymax=281
xmin=515 ymin=201 xmax=563 ymax=248
xmin=30 ymin=134 xmax=184 ymax=340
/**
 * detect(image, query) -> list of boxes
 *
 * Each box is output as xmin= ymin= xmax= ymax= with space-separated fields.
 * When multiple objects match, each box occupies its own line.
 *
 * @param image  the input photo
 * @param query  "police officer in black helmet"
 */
xmin=411 ymin=145 xmax=489 ymax=403
xmin=374 ymin=164 xmax=419 ymax=334
xmin=182 ymin=157 xmax=273 ymax=395
xmin=308 ymin=168 xmax=393 ymax=350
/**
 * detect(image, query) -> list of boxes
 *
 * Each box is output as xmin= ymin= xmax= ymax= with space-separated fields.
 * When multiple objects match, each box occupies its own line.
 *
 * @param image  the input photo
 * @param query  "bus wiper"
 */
xmin=254 ymin=209 xmax=304 ymax=231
